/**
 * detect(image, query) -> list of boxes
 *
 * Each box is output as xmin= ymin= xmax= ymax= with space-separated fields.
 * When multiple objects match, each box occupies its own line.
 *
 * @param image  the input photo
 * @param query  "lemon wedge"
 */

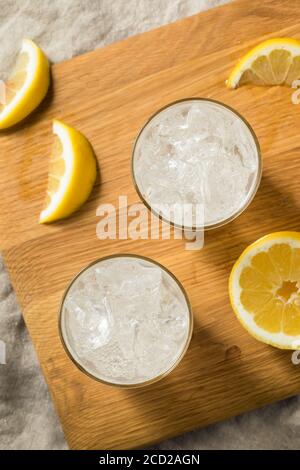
xmin=0 ymin=39 xmax=50 ymax=129
xmin=227 ymin=38 xmax=300 ymax=88
xmin=39 ymin=120 xmax=97 ymax=224
xmin=229 ymin=232 xmax=300 ymax=350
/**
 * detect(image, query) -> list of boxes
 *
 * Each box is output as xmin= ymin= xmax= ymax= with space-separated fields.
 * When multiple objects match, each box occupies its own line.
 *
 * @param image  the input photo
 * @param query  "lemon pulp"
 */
xmin=0 ymin=38 xmax=50 ymax=128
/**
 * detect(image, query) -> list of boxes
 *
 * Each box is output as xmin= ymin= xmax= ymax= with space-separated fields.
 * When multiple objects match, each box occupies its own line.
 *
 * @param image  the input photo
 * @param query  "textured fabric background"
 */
xmin=0 ymin=0 xmax=299 ymax=450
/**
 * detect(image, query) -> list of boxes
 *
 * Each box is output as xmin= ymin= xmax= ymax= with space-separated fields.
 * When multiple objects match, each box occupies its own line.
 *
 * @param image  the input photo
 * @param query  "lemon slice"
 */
xmin=0 ymin=39 xmax=50 ymax=129
xmin=229 ymin=232 xmax=300 ymax=350
xmin=39 ymin=120 xmax=97 ymax=224
xmin=227 ymin=38 xmax=300 ymax=88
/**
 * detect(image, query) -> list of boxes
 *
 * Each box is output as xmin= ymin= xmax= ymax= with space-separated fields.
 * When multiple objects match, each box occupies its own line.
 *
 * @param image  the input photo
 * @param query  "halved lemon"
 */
xmin=0 ymin=39 xmax=50 ymax=129
xmin=227 ymin=38 xmax=300 ymax=89
xmin=39 ymin=120 xmax=97 ymax=224
xmin=229 ymin=232 xmax=300 ymax=350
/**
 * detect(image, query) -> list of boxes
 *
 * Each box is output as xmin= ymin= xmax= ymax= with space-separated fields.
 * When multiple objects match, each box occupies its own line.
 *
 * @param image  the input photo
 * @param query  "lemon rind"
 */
xmin=0 ymin=39 xmax=48 ymax=125
xmin=39 ymin=120 xmax=74 ymax=223
xmin=229 ymin=231 xmax=300 ymax=350
xmin=227 ymin=38 xmax=300 ymax=89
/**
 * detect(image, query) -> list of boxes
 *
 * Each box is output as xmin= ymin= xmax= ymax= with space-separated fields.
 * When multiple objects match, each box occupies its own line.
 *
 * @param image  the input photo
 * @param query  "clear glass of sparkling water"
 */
xmin=59 ymin=255 xmax=193 ymax=387
xmin=132 ymin=98 xmax=262 ymax=230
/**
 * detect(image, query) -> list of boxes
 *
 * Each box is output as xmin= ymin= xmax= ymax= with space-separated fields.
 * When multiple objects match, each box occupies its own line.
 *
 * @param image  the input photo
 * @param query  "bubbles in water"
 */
xmin=61 ymin=256 xmax=191 ymax=385
xmin=133 ymin=100 xmax=260 ymax=227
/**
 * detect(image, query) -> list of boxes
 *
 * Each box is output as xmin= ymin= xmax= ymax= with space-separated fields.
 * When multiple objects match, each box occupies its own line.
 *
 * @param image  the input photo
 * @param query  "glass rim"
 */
xmin=131 ymin=97 xmax=262 ymax=231
xmin=58 ymin=253 xmax=194 ymax=388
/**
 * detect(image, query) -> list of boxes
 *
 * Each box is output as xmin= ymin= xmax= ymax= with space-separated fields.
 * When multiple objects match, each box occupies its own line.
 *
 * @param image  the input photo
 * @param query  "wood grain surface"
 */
xmin=1 ymin=0 xmax=300 ymax=450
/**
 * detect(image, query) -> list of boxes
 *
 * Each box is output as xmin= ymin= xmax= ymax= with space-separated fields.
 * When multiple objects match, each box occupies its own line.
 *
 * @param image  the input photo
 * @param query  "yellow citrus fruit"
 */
xmin=0 ymin=39 xmax=50 ymax=129
xmin=39 ymin=120 xmax=97 ymax=224
xmin=229 ymin=232 xmax=300 ymax=350
xmin=227 ymin=38 xmax=300 ymax=88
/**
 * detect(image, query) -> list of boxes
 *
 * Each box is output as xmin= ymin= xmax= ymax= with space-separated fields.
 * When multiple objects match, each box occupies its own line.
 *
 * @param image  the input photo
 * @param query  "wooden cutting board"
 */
xmin=1 ymin=0 xmax=300 ymax=450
